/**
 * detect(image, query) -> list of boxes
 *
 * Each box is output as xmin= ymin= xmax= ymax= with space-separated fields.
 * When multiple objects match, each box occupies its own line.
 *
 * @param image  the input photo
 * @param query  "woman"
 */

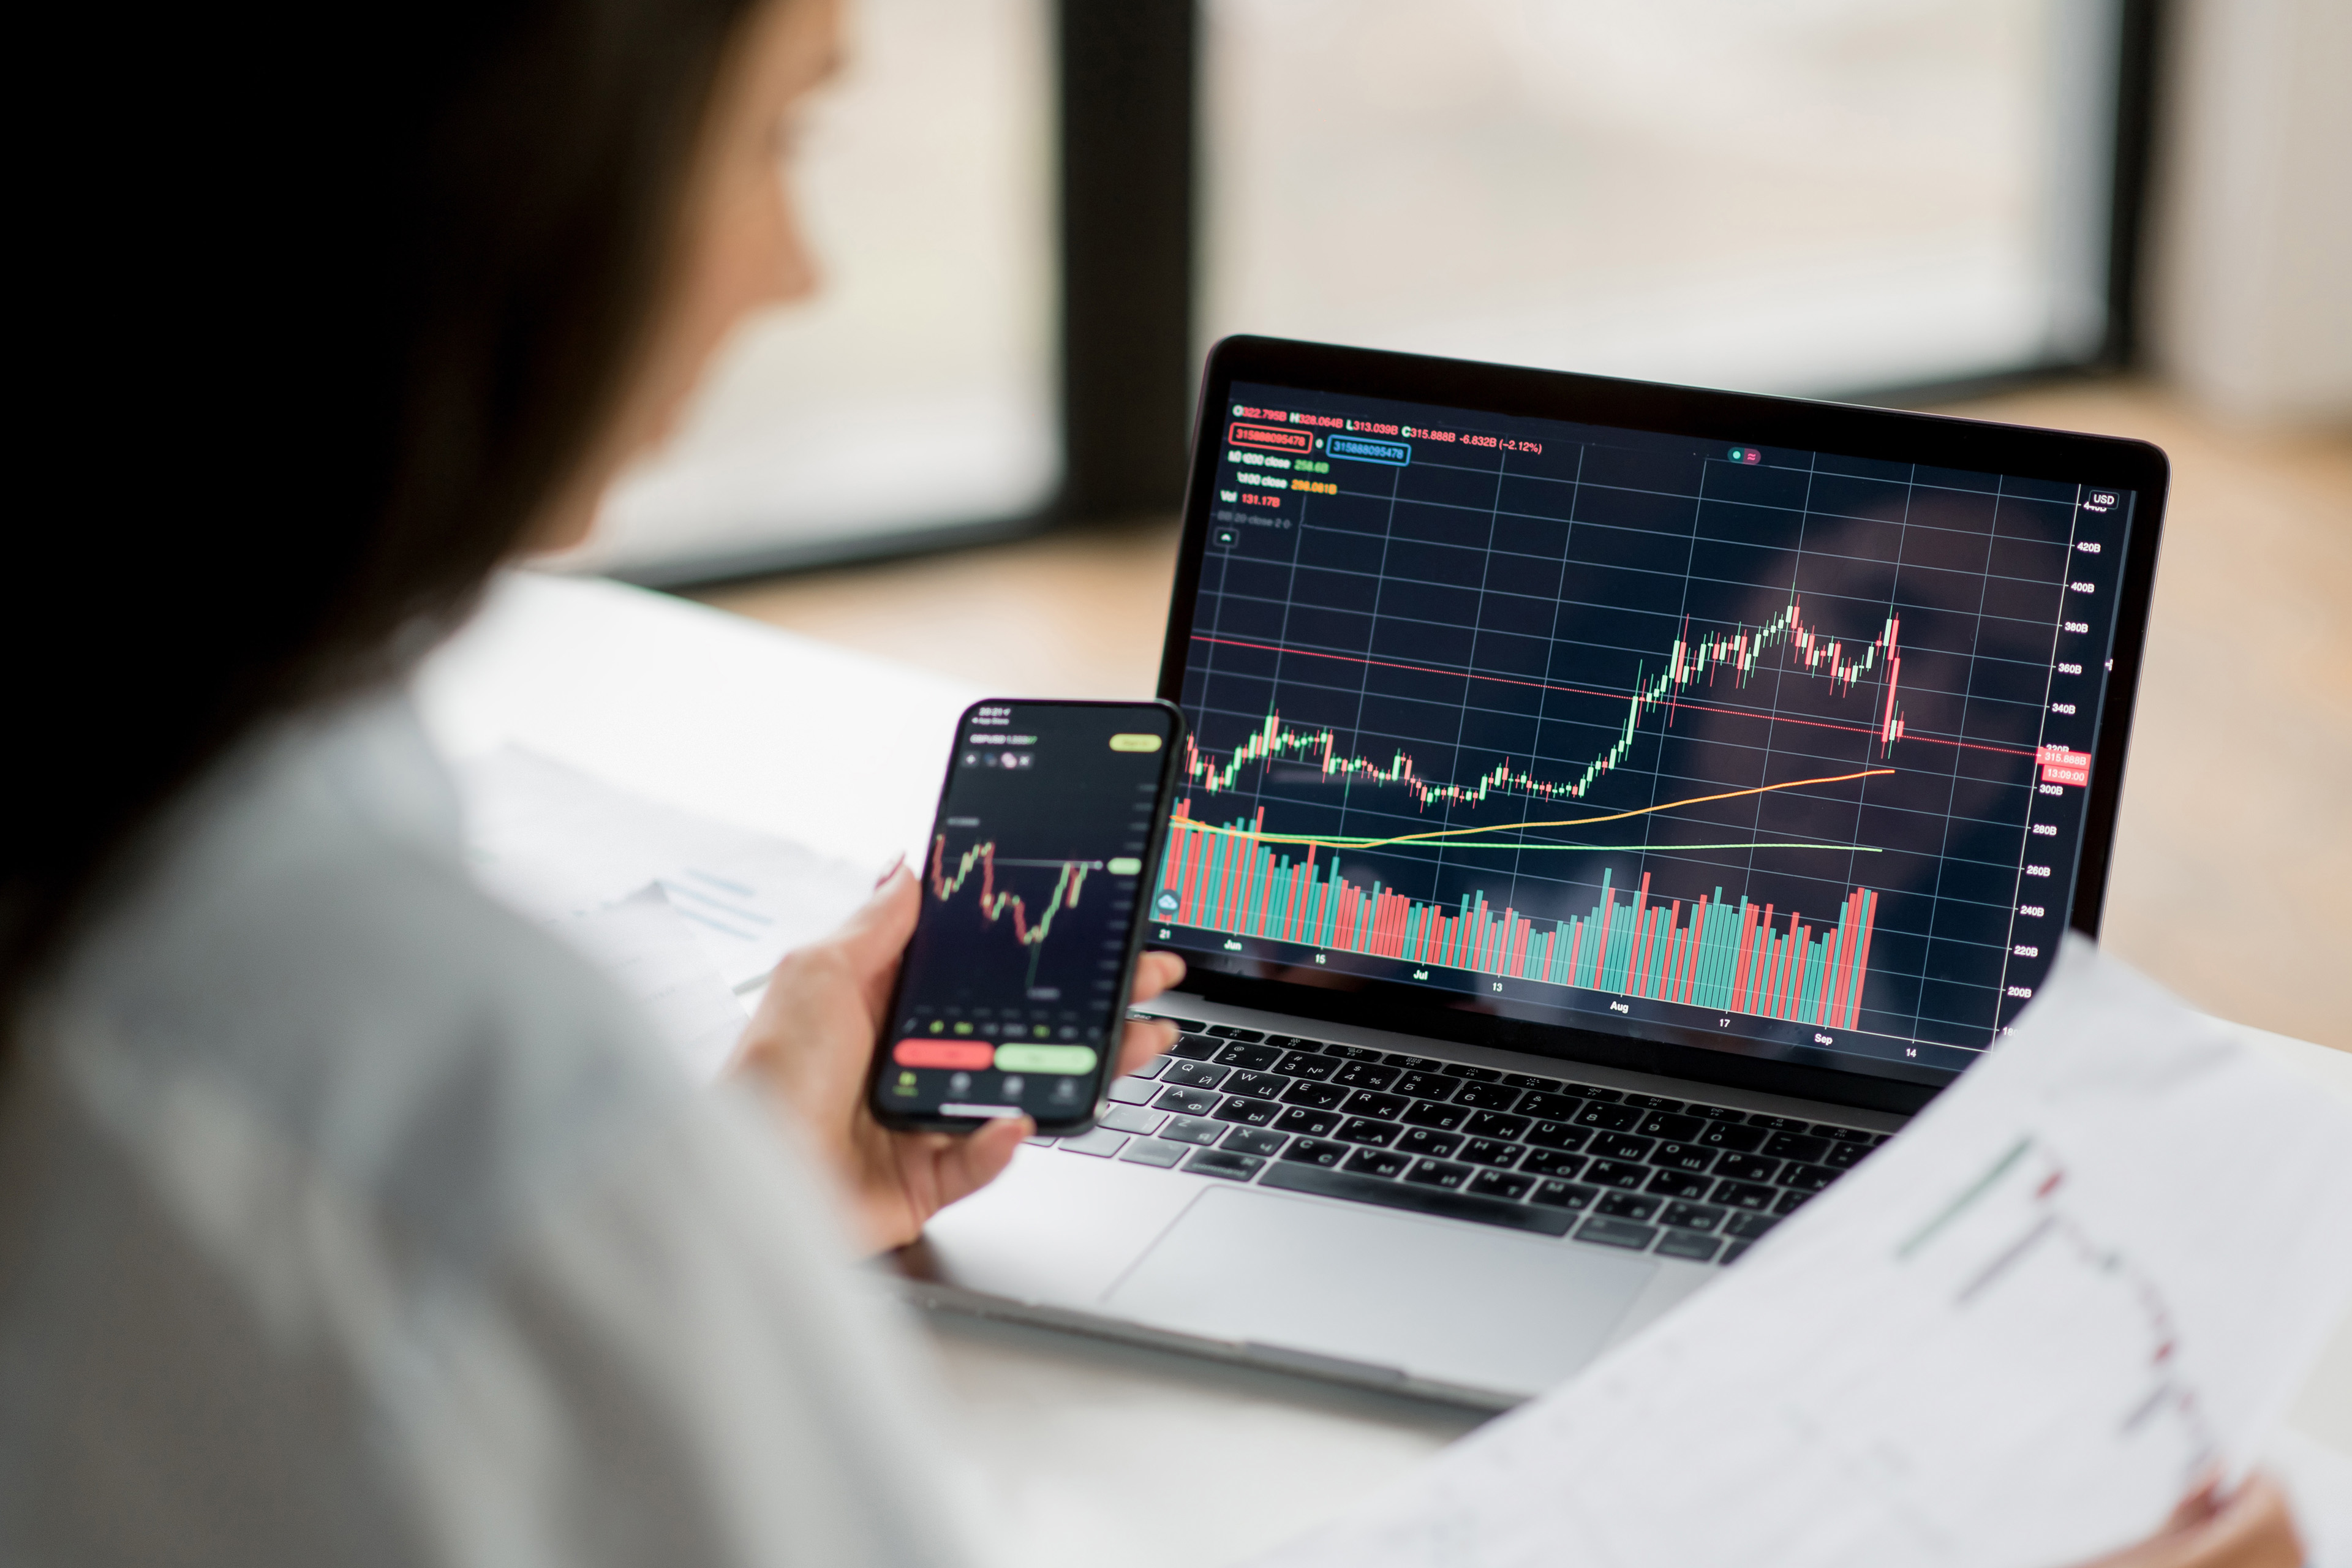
xmin=0 ymin=1 xmax=2305 ymax=1563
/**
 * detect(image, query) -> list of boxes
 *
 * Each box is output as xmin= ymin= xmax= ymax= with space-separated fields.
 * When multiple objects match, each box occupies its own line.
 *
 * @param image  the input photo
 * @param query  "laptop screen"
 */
xmin=1156 ymin=374 xmax=2146 ymax=1090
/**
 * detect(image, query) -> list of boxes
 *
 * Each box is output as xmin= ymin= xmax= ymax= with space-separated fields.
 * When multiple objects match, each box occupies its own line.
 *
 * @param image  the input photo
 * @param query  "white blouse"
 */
xmin=0 ymin=692 xmax=974 ymax=1567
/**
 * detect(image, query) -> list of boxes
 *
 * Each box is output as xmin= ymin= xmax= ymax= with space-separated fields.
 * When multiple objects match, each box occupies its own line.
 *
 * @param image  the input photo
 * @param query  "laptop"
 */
xmin=896 ymin=335 xmax=2168 ymax=1408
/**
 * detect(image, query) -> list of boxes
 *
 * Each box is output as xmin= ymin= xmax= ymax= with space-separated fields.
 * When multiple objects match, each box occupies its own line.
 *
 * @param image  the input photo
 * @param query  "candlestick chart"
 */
xmin=929 ymin=835 xmax=1093 ymax=988
xmin=1169 ymin=380 xmax=2129 ymax=1063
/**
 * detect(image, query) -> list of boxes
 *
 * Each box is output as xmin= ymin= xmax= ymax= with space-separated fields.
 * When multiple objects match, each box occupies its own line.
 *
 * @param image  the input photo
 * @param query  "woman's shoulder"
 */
xmin=40 ymin=695 xmax=689 ymax=1266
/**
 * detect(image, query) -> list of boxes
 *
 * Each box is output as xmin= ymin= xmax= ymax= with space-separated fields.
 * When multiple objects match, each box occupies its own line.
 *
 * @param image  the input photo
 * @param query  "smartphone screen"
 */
xmin=870 ymin=699 xmax=1183 ymax=1132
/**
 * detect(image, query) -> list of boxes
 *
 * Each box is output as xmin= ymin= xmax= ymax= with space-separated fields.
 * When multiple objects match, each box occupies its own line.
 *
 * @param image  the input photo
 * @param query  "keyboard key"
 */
xmin=1457 ymin=1137 xmax=1521 ymax=1168
xmin=1185 ymin=1148 xmax=1264 ymax=1180
xmin=1060 ymin=1127 xmax=1129 ymax=1158
xmin=1528 ymin=1179 xmax=1598 ymax=1212
xmin=1517 ymin=1090 xmax=1585 ymax=1120
xmin=1660 ymin=1201 xmax=1726 ymax=1232
xmin=1400 ymin=1098 xmax=1469 ymax=1131
xmin=1099 ymin=1104 xmax=1166 ymax=1136
xmin=1226 ymin=1069 xmax=1291 ymax=1098
xmin=1697 ymin=1123 xmax=1767 ymax=1152
xmin=1161 ymin=1060 xmax=1231 ymax=1089
xmin=1215 ymin=1042 xmax=1285 ymax=1071
xmin=1392 ymin=1071 xmax=1454 ymax=1100
xmin=1748 ymin=1114 xmax=1809 ymax=1132
xmin=1267 ymin=1035 xmax=1325 ymax=1052
xmin=1648 ymin=1140 xmax=1714 ymax=1172
xmin=1823 ymin=1142 xmax=1872 ymax=1170
xmin=1279 ymin=1137 xmax=1349 ymax=1167
xmin=1160 ymin=1115 xmax=1223 ymax=1146
xmin=1763 ymin=1131 xmax=1831 ymax=1163
xmin=1212 ymin=1096 xmax=1281 ymax=1126
xmin=1403 ymin=1158 xmax=1473 ymax=1192
xmin=1272 ymin=1050 xmax=1336 ymax=1081
xmin=1332 ymin=1060 xmax=1401 ymax=1091
xmin=1574 ymin=1102 xmax=1644 ymax=1132
xmin=1575 ymin=1216 xmax=1658 ymax=1251
xmin=1133 ymin=1056 xmax=1174 ymax=1079
xmin=1335 ymin=1117 xmax=1400 ymax=1147
xmin=1279 ymin=1079 xmax=1350 ymax=1110
xmin=1387 ymin=1055 xmax=1447 ymax=1072
xmin=1591 ymin=1132 xmax=1654 ymax=1161
xmin=1450 ymin=1081 xmax=1525 ymax=1110
xmin=1773 ymin=1189 xmax=1814 ymax=1216
xmin=1168 ymin=1034 xmax=1223 ymax=1060
xmin=1596 ymin=1192 xmax=1660 ymax=1222
xmin=1022 ymin=1135 xmax=1057 ymax=1147
xmin=1521 ymin=1148 xmax=1588 ymax=1179
xmin=1342 ymin=1090 xmax=1410 ymax=1120
xmin=1523 ymin=1120 xmax=1592 ymax=1152
xmin=1221 ymin=1126 xmax=1288 ymax=1158
xmin=1153 ymin=1085 xmax=1220 ymax=1115
xmin=1117 ymin=1139 xmax=1189 ymax=1168
xmin=1395 ymin=1127 xmax=1463 ymax=1159
xmin=1320 ymin=1042 xmax=1383 ymax=1061
xmin=1464 ymin=1111 xmax=1531 ymax=1140
xmin=1643 ymin=1169 xmax=1711 ymax=1200
xmin=1105 ymin=1076 xmax=1158 ymax=1106
xmin=1274 ymin=1106 xmax=1340 ymax=1137
xmin=1501 ymin=1073 xmax=1561 ymax=1091
xmin=1692 ymin=1104 xmax=1747 ymax=1121
xmin=1439 ymin=1063 xmax=1502 ymax=1082
xmin=1469 ymin=1169 xmax=1534 ymax=1200
xmin=1205 ymin=1025 xmax=1267 ymax=1041
xmin=1725 ymin=1212 xmax=1778 ymax=1240
xmin=1260 ymin=1163 xmax=1576 ymax=1235
xmin=1343 ymin=1146 xmax=1411 ymax=1179
xmin=1636 ymin=1112 xmax=1704 ymax=1141
xmin=1624 ymin=1094 xmax=1684 ymax=1113
xmin=1711 ymin=1179 xmax=1777 ymax=1210
xmin=1656 ymin=1230 xmax=1722 ymax=1263
xmin=1721 ymin=1241 xmax=1752 ymax=1265
xmin=1585 ymin=1159 xmax=1649 ymax=1189
xmin=1817 ymin=1123 xmax=1874 ymax=1142
xmin=1777 ymin=1161 xmax=1836 ymax=1193
xmin=1150 ymin=1015 xmax=1204 ymax=1031
xmin=1576 ymin=1086 xmax=1626 ymax=1102
xmin=1713 ymin=1152 xmax=1781 ymax=1183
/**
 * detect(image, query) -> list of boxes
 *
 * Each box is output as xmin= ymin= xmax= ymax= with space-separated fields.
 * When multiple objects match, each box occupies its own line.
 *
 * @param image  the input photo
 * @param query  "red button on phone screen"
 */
xmin=894 ymin=1039 xmax=996 ymax=1069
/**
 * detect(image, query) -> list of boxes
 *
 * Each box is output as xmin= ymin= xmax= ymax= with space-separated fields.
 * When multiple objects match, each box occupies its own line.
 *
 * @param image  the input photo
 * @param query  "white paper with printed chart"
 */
xmin=1254 ymin=938 xmax=2352 ymax=1568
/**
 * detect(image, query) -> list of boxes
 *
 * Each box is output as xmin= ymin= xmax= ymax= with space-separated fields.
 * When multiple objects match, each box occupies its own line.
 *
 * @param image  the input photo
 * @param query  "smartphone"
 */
xmin=869 ymin=698 xmax=1186 ymax=1134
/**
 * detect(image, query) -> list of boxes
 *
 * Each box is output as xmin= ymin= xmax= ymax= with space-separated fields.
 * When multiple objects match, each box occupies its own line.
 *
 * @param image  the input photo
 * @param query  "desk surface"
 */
xmin=417 ymin=571 xmax=2352 ymax=1568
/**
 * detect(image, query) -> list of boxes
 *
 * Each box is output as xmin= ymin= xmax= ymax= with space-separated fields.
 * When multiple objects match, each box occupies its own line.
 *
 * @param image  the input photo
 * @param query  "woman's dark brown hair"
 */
xmin=6 ymin=0 xmax=763 ymax=1019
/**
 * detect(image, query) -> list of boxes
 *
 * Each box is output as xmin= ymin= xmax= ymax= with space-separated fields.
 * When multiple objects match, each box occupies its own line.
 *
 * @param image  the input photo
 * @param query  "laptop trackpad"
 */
xmin=1103 ymin=1186 xmax=1655 ymax=1393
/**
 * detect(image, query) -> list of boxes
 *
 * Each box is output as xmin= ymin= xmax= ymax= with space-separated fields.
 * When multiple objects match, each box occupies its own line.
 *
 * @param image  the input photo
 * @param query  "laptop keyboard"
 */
xmin=1030 ymin=1022 xmax=1893 ymax=1266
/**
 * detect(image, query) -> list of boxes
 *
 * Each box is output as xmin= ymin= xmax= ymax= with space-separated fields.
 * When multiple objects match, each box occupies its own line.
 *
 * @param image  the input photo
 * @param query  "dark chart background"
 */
xmin=883 ymin=703 xmax=1172 ymax=1120
xmin=1163 ymin=381 xmax=2137 ymax=1077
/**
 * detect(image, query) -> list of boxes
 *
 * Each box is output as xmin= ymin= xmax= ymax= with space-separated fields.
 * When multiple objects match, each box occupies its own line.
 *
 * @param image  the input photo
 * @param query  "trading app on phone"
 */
xmin=875 ymin=700 xmax=1180 ymax=1129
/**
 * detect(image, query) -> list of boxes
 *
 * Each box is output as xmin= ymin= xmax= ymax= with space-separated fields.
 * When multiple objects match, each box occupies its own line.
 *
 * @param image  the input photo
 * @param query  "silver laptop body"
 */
xmin=897 ymin=337 xmax=2166 ymax=1408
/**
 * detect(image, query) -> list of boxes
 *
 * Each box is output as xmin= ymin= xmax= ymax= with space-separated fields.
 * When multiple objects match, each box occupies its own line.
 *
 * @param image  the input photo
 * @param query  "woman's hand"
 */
xmin=729 ymin=865 xmax=1186 ymax=1253
xmin=2071 ymin=1474 xmax=2302 ymax=1568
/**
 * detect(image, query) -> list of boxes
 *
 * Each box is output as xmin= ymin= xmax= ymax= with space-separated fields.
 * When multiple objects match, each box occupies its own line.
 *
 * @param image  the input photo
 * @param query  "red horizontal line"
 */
xmin=1191 ymin=634 xmax=2037 ymax=761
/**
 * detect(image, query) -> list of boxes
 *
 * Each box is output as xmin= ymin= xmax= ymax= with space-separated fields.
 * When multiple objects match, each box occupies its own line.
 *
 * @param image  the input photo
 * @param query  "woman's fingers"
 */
xmin=1115 ymin=1017 xmax=1180 ymax=1077
xmin=2070 ymin=1474 xmax=2301 ymax=1568
xmin=928 ymin=1114 xmax=1032 ymax=1209
xmin=1130 ymin=949 xmax=1186 ymax=1003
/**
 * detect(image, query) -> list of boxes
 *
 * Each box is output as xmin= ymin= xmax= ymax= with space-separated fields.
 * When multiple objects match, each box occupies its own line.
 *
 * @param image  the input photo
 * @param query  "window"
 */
xmin=1200 ymin=0 xmax=2125 ymax=396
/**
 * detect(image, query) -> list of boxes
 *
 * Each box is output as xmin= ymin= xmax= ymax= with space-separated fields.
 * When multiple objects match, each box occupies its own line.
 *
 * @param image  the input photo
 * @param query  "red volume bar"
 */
xmin=1158 ymin=801 xmax=1879 ymax=1031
